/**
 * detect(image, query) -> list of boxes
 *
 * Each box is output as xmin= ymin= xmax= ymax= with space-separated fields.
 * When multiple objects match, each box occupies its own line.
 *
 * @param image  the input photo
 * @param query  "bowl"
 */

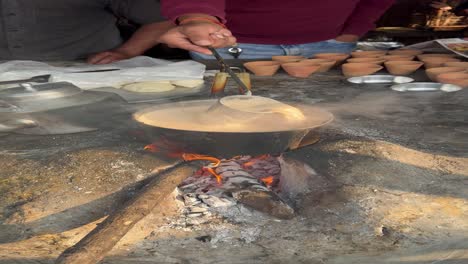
xmin=243 ymin=61 xmax=281 ymax=76
xmin=300 ymin=59 xmax=336 ymax=72
xmin=341 ymin=63 xmax=383 ymax=77
xmin=417 ymin=53 xmax=458 ymax=61
xmin=421 ymin=57 xmax=461 ymax=69
xmin=272 ymin=56 xmax=305 ymax=63
xmin=443 ymin=61 xmax=468 ymax=69
xmin=281 ymin=62 xmax=321 ymax=78
xmin=351 ymin=50 xmax=387 ymax=58
xmin=347 ymin=57 xmax=386 ymax=65
xmin=313 ymin=53 xmax=350 ymax=64
xmin=425 ymin=67 xmax=466 ymax=82
xmin=436 ymin=72 xmax=468 ymax=88
xmin=388 ymin=49 xmax=424 ymax=56
xmin=384 ymin=61 xmax=423 ymax=75
xmin=382 ymin=55 xmax=415 ymax=61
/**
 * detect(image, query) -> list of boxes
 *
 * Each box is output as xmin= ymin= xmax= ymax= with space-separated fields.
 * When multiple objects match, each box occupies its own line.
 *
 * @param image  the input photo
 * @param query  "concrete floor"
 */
xmin=0 ymin=68 xmax=467 ymax=263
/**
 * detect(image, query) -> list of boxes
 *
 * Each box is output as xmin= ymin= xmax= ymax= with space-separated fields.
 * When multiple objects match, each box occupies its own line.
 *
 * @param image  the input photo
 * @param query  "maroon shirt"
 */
xmin=161 ymin=0 xmax=395 ymax=44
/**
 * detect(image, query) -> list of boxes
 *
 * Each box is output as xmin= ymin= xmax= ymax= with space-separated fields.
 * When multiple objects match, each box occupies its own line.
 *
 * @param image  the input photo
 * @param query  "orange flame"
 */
xmin=182 ymin=153 xmax=221 ymax=167
xmin=144 ymin=143 xmax=223 ymax=183
xmin=143 ymin=139 xmax=186 ymax=158
xmin=145 ymin=144 xmax=279 ymax=188
xmin=144 ymin=144 xmax=158 ymax=153
xmin=261 ymin=176 xmax=274 ymax=187
xmin=182 ymin=153 xmax=222 ymax=184
xmin=204 ymin=167 xmax=223 ymax=184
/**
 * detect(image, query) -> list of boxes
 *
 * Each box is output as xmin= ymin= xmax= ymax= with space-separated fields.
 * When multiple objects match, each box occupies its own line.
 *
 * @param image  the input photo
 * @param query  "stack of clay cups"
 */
xmin=243 ymin=56 xmax=305 ymax=77
xmin=313 ymin=53 xmax=350 ymax=65
xmin=349 ymin=49 xmax=424 ymax=76
xmin=381 ymin=55 xmax=415 ymax=61
xmin=243 ymin=61 xmax=282 ymax=76
xmin=341 ymin=63 xmax=383 ymax=77
xmin=340 ymin=50 xmax=388 ymax=77
xmin=347 ymin=57 xmax=386 ymax=65
xmin=388 ymin=49 xmax=424 ymax=56
xmin=339 ymin=49 xmax=466 ymax=80
xmin=350 ymin=50 xmax=387 ymax=58
xmin=300 ymin=59 xmax=337 ymax=72
xmin=434 ymin=61 xmax=468 ymax=88
xmin=243 ymin=54 xmax=341 ymax=78
xmin=278 ymin=54 xmax=349 ymax=77
xmin=242 ymin=49 xmax=466 ymax=81
xmin=436 ymin=72 xmax=468 ymax=88
xmin=381 ymin=50 xmax=424 ymax=75
xmin=384 ymin=60 xmax=423 ymax=75
xmin=423 ymin=60 xmax=468 ymax=85
xmin=280 ymin=61 xmax=321 ymax=78
xmin=425 ymin=67 xmax=466 ymax=82
xmin=418 ymin=54 xmax=461 ymax=69
xmin=271 ymin=56 xmax=322 ymax=78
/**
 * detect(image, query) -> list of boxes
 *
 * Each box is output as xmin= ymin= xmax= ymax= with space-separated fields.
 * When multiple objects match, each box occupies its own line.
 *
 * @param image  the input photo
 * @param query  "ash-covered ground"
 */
xmin=0 ymin=69 xmax=467 ymax=263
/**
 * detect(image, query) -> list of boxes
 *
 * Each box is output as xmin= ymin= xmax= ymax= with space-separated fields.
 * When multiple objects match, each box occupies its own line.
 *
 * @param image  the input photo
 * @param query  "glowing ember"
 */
xmin=256 ymin=154 xmax=271 ymax=160
xmin=242 ymin=160 xmax=255 ymax=168
xmin=261 ymin=176 xmax=274 ymax=187
xmin=243 ymin=154 xmax=271 ymax=168
xmin=144 ymin=144 xmax=158 ymax=153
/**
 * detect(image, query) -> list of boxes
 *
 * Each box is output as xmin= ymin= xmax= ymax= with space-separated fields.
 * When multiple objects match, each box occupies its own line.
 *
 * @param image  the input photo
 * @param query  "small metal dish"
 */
xmin=391 ymin=82 xmax=463 ymax=92
xmin=347 ymin=75 xmax=414 ymax=84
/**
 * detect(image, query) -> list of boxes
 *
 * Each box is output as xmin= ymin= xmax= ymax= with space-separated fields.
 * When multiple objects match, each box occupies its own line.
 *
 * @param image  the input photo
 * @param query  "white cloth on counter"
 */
xmin=0 ymin=56 xmax=206 ymax=89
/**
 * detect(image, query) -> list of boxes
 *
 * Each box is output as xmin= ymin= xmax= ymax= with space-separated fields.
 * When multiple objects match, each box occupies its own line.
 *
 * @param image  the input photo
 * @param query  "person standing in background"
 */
xmin=158 ymin=0 xmax=395 ymax=59
xmin=0 ymin=0 xmax=173 ymax=64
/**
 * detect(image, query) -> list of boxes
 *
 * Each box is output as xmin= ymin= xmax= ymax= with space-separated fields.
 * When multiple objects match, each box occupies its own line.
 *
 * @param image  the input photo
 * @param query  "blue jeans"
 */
xmin=190 ymin=39 xmax=357 ymax=59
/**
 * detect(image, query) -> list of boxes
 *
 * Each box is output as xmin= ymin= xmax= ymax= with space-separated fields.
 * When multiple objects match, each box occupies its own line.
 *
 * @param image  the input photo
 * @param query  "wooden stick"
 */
xmin=55 ymin=161 xmax=196 ymax=264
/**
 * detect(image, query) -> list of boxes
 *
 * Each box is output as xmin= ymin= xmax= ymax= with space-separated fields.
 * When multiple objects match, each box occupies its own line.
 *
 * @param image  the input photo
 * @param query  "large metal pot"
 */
xmin=133 ymin=98 xmax=333 ymax=158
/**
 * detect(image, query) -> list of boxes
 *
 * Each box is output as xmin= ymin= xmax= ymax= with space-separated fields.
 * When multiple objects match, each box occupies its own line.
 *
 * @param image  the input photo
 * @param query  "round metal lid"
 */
xmin=0 ymin=82 xmax=82 ymax=102
xmin=134 ymin=97 xmax=334 ymax=133
xmin=0 ymin=90 xmax=113 ymax=113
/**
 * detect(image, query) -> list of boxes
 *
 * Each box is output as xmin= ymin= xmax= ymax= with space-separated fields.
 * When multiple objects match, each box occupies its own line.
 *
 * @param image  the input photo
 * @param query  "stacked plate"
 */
xmin=0 ymin=82 xmax=111 ymax=113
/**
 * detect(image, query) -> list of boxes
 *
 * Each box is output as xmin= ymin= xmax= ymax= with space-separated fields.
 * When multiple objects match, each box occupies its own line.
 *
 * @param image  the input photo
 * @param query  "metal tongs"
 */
xmin=208 ymin=47 xmax=252 ymax=96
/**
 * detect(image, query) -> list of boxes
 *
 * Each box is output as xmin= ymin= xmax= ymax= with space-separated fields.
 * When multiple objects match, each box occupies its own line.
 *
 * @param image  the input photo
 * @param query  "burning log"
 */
xmin=55 ymin=161 xmax=197 ymax=264
xmin=232 ymin=190 xmax=294 ymax=219
xmin=215 ymin=160 xmax=295 ymax=219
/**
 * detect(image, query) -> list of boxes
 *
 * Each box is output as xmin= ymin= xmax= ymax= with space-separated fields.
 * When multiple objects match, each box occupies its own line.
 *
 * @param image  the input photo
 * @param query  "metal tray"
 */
xmin=347 ymin=75 xmax=414 ymax=84
xmin=391 ymin=82 xmax=463 ymax=92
